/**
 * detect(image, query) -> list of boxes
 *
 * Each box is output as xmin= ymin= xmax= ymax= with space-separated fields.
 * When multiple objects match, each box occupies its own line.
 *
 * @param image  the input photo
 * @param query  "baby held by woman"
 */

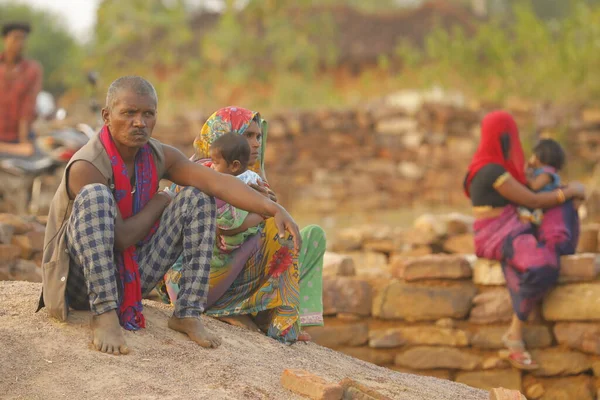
xmin=204 ymin=133 xmax=267 ymax=252
xmin=519 ymin=139 xmax=565 ymax=224
xmin=207 ymin=132 xmax=262 ymax=186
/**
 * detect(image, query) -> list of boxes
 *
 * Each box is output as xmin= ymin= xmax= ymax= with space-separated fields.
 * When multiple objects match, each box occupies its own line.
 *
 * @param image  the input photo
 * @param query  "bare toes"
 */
xmin=119 ymin=345 xmax=130 ymax=355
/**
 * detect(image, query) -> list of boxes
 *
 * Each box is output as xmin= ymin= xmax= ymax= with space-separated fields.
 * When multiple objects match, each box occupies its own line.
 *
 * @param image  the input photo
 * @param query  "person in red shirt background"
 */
xmin=0 ymin=22 xmax=43 ymax=157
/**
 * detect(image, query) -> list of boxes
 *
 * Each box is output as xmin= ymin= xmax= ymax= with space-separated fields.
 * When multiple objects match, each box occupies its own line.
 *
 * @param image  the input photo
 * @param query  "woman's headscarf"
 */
xmin=464 ymin=110 xmax=527 ymax=197
xmin=192 ymin=106 xmax=267 ymax=179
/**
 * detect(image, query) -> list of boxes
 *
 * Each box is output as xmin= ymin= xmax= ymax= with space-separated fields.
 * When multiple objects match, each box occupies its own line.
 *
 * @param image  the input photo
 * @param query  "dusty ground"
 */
xmin=0 ymin=281 xmax=487 ymax=400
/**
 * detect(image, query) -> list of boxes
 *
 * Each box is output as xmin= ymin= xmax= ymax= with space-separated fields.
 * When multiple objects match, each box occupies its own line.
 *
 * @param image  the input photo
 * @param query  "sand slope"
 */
xmin=0 ymin=281 xmax=487 ymax=400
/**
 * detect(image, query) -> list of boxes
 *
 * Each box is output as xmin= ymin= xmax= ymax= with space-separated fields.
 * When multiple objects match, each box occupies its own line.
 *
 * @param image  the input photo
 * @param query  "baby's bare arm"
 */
xmin=528 ymin=173 xmax=553 ymax=192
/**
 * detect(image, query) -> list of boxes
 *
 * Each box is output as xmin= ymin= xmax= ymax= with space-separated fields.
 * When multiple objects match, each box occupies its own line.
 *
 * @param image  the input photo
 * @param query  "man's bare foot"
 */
xmin=91 ymin=310 xmax=129 ymax=355
xmin=216 ymin=315 xmax=261 ymax=332
xmin=168 ymin=315 xmax=222 ymax=348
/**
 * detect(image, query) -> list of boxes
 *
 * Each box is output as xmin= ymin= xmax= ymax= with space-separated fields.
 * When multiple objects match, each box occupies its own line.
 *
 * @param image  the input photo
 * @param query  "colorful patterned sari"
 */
xmin=157 ymin=106 xmax=325 ymax=343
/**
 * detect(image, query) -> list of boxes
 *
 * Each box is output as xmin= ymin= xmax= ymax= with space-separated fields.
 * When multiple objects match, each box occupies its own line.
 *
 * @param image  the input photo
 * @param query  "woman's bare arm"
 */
xmin=496 ymin=176 xmax=584 ymax=209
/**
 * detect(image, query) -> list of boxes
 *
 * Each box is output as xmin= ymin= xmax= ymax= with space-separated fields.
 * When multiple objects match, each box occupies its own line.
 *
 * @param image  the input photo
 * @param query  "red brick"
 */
xmin=281 ymin=369 xmax=343 ymax=400
xmin=339 ymin=378 xmax=392 ymax=400
xmin=488 ymin=387 xmax=526 ymax=400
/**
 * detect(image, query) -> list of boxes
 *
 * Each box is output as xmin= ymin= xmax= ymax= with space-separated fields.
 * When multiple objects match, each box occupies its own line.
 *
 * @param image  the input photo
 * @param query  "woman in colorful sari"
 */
xmin=464 ymin=111 xmax=585 ymax=370
xmin=157 ymin=106 xmax=325 ymax=344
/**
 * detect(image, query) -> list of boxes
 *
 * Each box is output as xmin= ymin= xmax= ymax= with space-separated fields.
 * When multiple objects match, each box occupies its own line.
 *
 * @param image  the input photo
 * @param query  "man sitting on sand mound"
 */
xmin=37 ymin=76 xmax=301 ymax=355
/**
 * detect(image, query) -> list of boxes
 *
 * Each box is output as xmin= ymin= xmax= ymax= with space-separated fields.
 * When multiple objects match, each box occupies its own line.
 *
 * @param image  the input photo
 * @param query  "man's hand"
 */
xmin=273 ymin=204 xmax=301 ymax=252
xmin=250 ymin=180 xmax=278 ymax=203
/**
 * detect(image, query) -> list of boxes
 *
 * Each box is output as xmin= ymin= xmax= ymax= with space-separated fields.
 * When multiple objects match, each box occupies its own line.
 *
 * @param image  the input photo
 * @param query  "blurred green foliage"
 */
xmin=397 ymin=0 xmax=600 ymax=104
xmin=0 ymin=3 xmax=84 ymax=95
xmin=4 ymin=0 xmax=600 ymax=114
xmin=90 ymin=0 xmax=340 ymax=112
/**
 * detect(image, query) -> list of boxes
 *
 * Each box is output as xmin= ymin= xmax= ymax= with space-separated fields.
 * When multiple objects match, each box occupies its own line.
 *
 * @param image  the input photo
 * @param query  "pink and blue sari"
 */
xmin=474 ymin=202 xmax=579 ymax=320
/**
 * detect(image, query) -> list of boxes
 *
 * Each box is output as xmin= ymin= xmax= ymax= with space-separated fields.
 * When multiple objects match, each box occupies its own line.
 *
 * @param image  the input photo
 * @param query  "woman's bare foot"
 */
xmin=298 ymin=331 xmax=312 ymax=342
xmin=217 ymin=315 xmax=261 ymax=332
xmin=168 ymin=316 xmax=222 ymax=348
xmin=91 ymin=310 xmax=129 ymax=355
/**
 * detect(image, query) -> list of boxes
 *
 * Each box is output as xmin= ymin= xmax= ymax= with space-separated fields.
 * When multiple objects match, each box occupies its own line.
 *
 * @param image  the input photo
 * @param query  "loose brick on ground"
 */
xmin=281 ymin=369 xmax=343 ymax=400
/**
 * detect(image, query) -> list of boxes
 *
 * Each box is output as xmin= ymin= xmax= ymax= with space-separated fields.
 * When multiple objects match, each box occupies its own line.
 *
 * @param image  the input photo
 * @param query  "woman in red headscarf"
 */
xmin=465 ymin=111 xmax=585 ymax=370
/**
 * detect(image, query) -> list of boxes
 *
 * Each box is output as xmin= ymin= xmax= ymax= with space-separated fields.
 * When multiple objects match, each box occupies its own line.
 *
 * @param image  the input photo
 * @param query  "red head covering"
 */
xmin=464 ymin=111 xmax=527 ymax=198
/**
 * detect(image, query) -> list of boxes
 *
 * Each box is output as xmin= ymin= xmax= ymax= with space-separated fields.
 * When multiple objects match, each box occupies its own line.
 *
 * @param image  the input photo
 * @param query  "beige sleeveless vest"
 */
xmin=39 ymin=133 xmax=166 ymax=321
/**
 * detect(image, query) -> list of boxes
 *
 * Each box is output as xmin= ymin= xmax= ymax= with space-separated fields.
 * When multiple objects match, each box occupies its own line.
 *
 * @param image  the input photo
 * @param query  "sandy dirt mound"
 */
xmin=0 ymin=282 xmax=487 ymax=399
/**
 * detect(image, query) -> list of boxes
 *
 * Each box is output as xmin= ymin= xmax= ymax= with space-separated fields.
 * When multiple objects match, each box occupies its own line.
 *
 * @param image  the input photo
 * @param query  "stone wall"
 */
xmin=308 ymin=215 xmax=600 ymax=400
xmin=3 ymin=209 xmax=600 ymax=398
xmin=5 ymin=94 xmax=600 ymax=218
xmin=155 ymin=95 xmax=600 ymax=216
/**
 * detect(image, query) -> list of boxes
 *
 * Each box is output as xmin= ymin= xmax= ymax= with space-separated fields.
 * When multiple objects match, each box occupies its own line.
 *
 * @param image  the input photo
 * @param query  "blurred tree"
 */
xmin=0 ymin=2 xmax=83 ymax=95
xmin=200 ymin=0 xmax=337 ymax=83
xmin=94 ymin=0 xmax=193 ymax=73
xmin=318 ymin=0 xmax=410 ymax=12
xmin=397 ymin=0 xmax=600 ymax=104
xmin=92 ymin=0 xmax=339 ymax=111
xmin=91 ymin=0 xmax=194 ymax=113
xmin=467 ymin=0 xmax=600 ymax=20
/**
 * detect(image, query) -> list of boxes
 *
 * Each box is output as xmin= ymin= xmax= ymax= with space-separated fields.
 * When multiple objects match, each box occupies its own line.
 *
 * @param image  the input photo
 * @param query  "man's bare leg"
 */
xmin=91 ymin=310 xmax=129 ymax=355
xmin=216 ymin=315 xmax=261 ymax=332
xmin=168 ymin=316 xmax=222 ymax=348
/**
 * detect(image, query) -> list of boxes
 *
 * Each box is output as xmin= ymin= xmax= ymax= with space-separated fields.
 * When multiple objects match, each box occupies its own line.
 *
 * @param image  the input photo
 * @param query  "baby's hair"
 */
xmin=533 ymin=139 xmax=565 ymax=171
xmin=211 ymin=133 xmax=250 ymax=170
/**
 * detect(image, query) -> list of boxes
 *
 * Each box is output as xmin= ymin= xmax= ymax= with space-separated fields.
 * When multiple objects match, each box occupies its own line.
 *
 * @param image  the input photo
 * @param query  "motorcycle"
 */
xmin=0 ymin=72 xmax=101 ymax=215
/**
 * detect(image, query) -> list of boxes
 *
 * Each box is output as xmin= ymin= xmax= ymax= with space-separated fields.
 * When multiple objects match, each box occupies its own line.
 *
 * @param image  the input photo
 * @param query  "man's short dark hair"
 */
xmin=211 ymin=133 xmax=250 ymax=170
xmin=2 ymin=22 xmax=31 ymax=37
xmin=533 ymin=138 xmax=565 ymax=171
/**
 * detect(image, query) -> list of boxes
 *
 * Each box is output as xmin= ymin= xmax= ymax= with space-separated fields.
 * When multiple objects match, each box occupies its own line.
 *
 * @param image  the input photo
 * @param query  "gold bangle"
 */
xmin=493 ymin=172 xmax=510 ymax=189
xmin=556 ymin=189 xmax=566 ymax=204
